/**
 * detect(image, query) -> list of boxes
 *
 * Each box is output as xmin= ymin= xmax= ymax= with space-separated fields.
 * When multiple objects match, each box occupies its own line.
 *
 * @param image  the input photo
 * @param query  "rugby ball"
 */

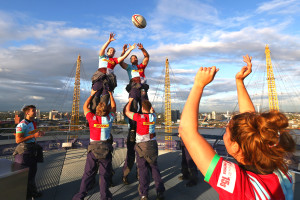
xmin=132 ymin=14 xmax=147 ymax=29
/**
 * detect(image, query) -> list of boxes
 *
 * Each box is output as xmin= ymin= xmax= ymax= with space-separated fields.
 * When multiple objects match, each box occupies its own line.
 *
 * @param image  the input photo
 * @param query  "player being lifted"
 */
xmin=90 ymin=33 xmax=136 ymax=113
xmin=120 ymin=43 xmax=150 ymax=114
xmin=119 ymin=43 xmax=150 ymax=184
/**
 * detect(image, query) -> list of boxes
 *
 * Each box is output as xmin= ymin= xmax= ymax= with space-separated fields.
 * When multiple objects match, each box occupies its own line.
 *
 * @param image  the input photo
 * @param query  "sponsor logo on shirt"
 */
xmin=133 ymin=69 xmax=144 ymax=72
xmin=143 ymin=122 xmax=155 ymax=125
xmin=16 ymin=127 xmax=22 ymax=132
xmin=217 ymin=160 xmax=236 ymax=193
xmin=94 ymin=124 xmax=109 ymax=128
xmin=102 ymin=58 xmax=115 ymax=65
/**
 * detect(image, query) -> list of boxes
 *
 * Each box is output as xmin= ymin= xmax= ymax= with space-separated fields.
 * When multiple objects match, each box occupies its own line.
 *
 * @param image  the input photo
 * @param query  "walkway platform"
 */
xmin=34 ymin=148 xmax=219 ymax=200
xmin=0 ymin=129 xmax=299 ymax=199
xmin=7 ymin=147 xmax=298 ymax=200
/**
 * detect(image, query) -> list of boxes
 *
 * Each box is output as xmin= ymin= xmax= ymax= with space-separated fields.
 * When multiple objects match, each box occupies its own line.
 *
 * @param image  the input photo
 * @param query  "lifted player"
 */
xmin=120 ymin=43 xmax=150 ymax=113
xmin=90 ymin=33 xmax=136 ymax=112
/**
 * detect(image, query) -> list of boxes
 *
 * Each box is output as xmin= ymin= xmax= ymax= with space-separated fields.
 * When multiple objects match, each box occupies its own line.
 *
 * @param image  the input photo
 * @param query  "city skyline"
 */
xmin=1 ymin=0 xmax=300 ymax=112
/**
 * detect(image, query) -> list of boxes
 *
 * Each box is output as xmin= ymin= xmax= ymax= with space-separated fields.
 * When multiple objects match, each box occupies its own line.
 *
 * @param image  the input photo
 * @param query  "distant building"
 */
xmin=207 ymin=114 xmax=211 ymax=120
xmin=116 ymin=112 xmax=124 ymax=122
xmin=14 ymin=110 xmax=24 ymax=124
xmin=212 ymin=111 xmax=216 ymax=120
xmin=49 ymin=110 xmax=59 ymax=120
xmin=216 ymin=114 xmax=226 ymax=121
xmin=36 ymin=109 xmax=40 ymax=120
xmin=256 ymin=105 xmax=261 ymax=113
xmin=223 ymin=110 xmax=231 ymax=120
xmin=171 ymin=110 xmax=180 ymax=122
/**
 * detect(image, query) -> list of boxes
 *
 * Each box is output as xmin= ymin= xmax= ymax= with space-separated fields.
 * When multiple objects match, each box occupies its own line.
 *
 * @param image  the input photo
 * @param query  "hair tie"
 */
xmin=269 ymin=131 xmax=280 ymax=148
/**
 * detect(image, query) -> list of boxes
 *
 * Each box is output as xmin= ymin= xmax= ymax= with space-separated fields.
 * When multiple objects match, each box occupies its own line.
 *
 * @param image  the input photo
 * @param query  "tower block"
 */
xmin=265 ymin=45 xmax=279 ymax=111
xmin=164 ymin=58 xmax=172 ymax=133
xmin=71 ymin=55 xmax=81 ymax=131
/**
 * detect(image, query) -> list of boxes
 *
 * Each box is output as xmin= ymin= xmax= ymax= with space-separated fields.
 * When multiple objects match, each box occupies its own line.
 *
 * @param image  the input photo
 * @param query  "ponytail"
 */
xmin=229 ymin=111 xmax=295 ymax=174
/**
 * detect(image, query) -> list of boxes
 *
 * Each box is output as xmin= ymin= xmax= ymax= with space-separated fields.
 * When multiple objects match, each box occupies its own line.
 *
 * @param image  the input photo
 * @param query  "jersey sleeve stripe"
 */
xmin=85 ymin=111 xmax=91 ymax=116
xmin=204 ymin=154 xmax=220 ymax=182
xmin=248 ymin=174 xmax=269 ymax=200
xmin=273 ymin=170 xmax=294 ymax=200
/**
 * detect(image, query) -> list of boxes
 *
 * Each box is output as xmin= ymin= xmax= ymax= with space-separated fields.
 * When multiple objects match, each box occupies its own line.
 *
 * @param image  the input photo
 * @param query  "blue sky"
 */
xmin=1 ymin=0 xmax=300 ymax=112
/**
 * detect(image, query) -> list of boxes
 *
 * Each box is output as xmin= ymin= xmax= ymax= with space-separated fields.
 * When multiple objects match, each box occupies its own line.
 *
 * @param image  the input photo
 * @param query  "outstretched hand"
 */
xmin=236 ymin=55 xmax=252 ymax=81
xmin=123 ymin=44 xmax=128 ymax=52
xmin=128 ymin=43 xmax=137 ymax=51
xmin=109 ymin=33 xmax=116 ymax=42
xmin=137 ymin=43 xmax=144 ymax=49
xmin=194 ymin=66 xmax=219 ymax=88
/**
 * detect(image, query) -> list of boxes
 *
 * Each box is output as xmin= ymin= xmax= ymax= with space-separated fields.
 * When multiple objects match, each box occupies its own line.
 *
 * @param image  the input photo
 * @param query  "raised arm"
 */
xmin=83 ymin=89 xmax=97 ymax=116
xmin=108 ymin=91 xmax=116 ymax=113
xmin=119 ymin=44 xmax=129 ymax=70
xmin=137 ymin=43 xmax=149 ymax=66
xmin=236 ymin=55 xmax=255 ymax=113
xmin=99 ymin=33 xmax=116 ymax=56
xmin=117 ymin=43 xmax=137 ymax=63
xmin=125 ymin=98 xmax=135 ymax=119
xmin=179 ymin=66 xmax=219 ymax=176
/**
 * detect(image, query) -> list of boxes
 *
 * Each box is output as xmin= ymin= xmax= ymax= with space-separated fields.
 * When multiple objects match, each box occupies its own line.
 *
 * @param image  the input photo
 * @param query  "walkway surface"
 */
xmin=27 ymin=147 xmax=300 ymax=200
xmin=1 ymin=129 xmax=299 ymax=199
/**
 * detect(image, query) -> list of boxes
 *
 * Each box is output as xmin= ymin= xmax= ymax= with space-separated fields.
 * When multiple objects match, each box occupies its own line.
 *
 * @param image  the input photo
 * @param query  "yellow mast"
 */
xmin=265 ymin=45 xmax=279 ymax=111
xmin=71 ymin=55 xmax=81 ymax=131
xmin=164 ymin=58 xmax=172 ymax=133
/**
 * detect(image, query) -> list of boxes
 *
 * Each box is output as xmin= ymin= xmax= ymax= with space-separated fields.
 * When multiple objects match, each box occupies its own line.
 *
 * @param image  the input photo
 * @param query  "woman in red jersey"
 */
xmin=179 ymin=55 xmax=295 ymax=200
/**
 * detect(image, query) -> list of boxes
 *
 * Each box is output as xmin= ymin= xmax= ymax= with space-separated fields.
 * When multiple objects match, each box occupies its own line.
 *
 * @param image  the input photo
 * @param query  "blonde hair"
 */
xmin=96 ymin=102 xmax=108 ymax=116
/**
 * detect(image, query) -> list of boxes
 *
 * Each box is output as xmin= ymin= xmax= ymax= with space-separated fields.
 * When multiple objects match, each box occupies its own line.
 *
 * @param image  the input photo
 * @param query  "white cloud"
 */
xmin=58 ymin=27 xmax=98 ymax=38
xmin=28 ymin=96 xmax=45 ymax=100
xmin=0 ymin=68 xmax=10 ymax=72
xmin=256 ymin=0 xmax=300 ymax=14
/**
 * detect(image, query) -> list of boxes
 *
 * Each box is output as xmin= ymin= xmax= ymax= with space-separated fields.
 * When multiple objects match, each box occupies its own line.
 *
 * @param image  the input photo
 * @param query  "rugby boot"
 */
xmin=141 ymin=196 xmax=148 ymax=200
xmin=186 ymin=168 xmax=198 ymax=187
xmin=156 ymin=192 xmax=165 ymax=200
xmin=178 ymin=174 xmax=189 ymax=180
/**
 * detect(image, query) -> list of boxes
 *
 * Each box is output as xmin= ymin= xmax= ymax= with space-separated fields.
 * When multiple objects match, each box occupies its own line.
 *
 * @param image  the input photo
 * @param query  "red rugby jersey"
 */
xmin=205 ymin=154 xmax=293 ymax=200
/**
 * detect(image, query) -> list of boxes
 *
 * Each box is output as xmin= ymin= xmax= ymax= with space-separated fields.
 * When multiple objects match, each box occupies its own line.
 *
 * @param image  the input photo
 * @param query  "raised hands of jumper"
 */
xmin=236 ymin=55 xmax=252 ymax=81
xmin=194 ymin=66 xmax=219 ymax=88
xmin=109 ymin=32 xmax=116 ymax=42
xmin=128 ymin=43 xmax=137 ymax=51
xmin=137 ymin=43 xmax=144 ymax=49
xmin=123 ymin=44 xmax=128 ymax=52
